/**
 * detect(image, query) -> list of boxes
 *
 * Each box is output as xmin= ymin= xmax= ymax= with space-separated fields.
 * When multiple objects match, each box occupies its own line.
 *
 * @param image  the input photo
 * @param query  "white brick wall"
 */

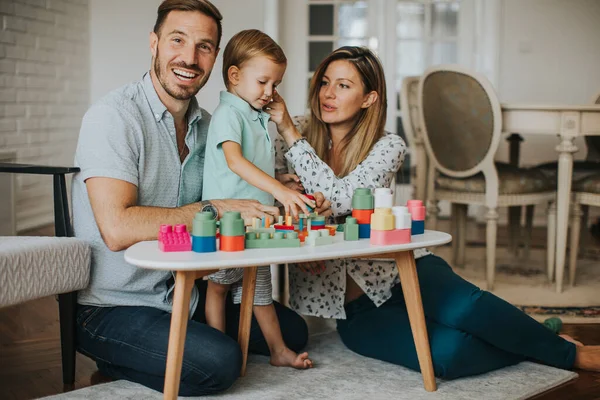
xmin=0 ymin=0 xmax=89 ymax=232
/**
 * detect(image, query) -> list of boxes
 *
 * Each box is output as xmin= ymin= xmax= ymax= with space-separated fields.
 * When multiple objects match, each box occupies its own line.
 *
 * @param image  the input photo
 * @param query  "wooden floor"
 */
xmin=1 ymin=224 xmax=600 ymax=399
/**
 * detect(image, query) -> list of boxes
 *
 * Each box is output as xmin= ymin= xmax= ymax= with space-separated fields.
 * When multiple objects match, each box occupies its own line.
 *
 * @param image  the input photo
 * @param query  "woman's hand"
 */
xmin=276 ymin=173 xmax=304 ymax=193
xmin=273 ymin=186 xmax=315 ymax=218
xmin=209 ymin=199 xmax=279 ymax=225
xmin=297 ymin=261 xmax=326 ymax=275
xmin=313 ymin=192 xmax=333 ymax=218
xmin=266 ymin=90 xmax=302 ymax=145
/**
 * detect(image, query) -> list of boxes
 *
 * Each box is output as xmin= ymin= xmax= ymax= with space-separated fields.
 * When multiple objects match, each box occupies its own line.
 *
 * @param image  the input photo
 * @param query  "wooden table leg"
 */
xmin=395 ymin=251 xmax=437 ymax=392
xmin=238 ymin=266 xmax=258 ymax=376
xmin=164 ymin=271 xmax=196 ymax=400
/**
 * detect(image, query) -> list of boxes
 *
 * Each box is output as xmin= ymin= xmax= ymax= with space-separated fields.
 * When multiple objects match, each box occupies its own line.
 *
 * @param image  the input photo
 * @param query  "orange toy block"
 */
xmin=220 ymin=235 xmax=245 ymax=251
xmin=370 ymin=229 xmax=411 ymax=245
xmin=352 ymin=209 xmax=373 ymax=225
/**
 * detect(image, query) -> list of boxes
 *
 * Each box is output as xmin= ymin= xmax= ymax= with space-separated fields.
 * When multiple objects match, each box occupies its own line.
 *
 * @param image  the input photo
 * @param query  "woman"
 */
xmin=266 ymin=46 xmax=600 ymax=378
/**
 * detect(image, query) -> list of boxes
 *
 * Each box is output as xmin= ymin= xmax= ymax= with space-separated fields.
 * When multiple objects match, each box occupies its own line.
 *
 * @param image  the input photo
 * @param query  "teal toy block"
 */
xmin=245 ymin=231 xmax=300 ymax=249
xmin=192 ymin=235 xmax=216 ymax=252
xmin=358 ymin=223 xmax=370 ymax=238
xmin=220 ymin=211 xmax=245 ymax=237
xmin=305 ymin=229 xmax=334 ymax=246
xmin=336 ymin=224 xmax=345 ymax=232
xmin=192 ymin=211 xmax=217 ymax=237
xmin=411 ymin=220 xmax=425 ymax=235
xmin=344 ymin=217 xmax=359 ymax=241
xmin=352 ymin=188 xmax=374 ymax=210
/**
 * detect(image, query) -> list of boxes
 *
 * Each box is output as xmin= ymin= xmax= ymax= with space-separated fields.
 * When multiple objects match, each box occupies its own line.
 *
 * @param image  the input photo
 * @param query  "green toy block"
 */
xmin=305 ymin=229 xmax=334 ymax=246
xmin=352 ymin=188 xmax=374 ymax=210
xmin=344 ymin=217 xmax=359 ymax=241
xmin=542 ymin=317 xmax=562 ymax=334
xmin=245 ymin=231 xmax=300 ymax=248
xmin=192 ymin=212 xmax=217 ymax=237
xmin=310 ymin=215 xmax=326 ymax=224
xmin=247 ymin=227 xmax=276 ymax=234
xmin=220 ymin=211 xmax=245 ymax=237
xmin=336 ymin=224 xmax=345 ymax=232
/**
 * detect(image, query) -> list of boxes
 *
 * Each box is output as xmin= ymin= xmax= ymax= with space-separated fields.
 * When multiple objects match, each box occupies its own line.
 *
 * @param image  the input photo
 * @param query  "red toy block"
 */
xmin=370 ymin=228 xmax=411 ymax=245
xmin=158 ymin=224 xmax=192 ymax=252
xmin=220 ymin=235 xmax=245 ymax=252
xmin=406 ymin=200 xmax=426 ymax=221
xmin=352 ymin=209 xmax=374 ymax=225
xmin=274 ymin=224 xmax=295 ymax=231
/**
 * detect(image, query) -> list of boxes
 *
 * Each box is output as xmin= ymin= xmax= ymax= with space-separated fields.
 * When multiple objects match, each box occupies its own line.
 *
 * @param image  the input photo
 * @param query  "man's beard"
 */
xmin=153 ymin=48 xmax=210 ymax=100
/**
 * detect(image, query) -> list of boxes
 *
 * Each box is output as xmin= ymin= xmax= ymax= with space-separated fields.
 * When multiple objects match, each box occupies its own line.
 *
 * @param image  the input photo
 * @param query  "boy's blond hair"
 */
xmin=222 ymin=29 xmax=287 ymax=88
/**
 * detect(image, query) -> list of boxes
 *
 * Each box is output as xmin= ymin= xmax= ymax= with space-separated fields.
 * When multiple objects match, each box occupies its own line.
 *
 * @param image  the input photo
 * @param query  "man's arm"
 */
xmin=86 ymin=177 xmax=202 ymax=251
xmin=87 ymin=177 xmax=282 ymax=252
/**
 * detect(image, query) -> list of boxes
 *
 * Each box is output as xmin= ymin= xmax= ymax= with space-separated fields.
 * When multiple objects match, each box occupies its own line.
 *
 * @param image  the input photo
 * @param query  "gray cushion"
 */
xmin=0 ymin=237 xmax=91 ymax=307
xmin=436 ymin=163 xmax=554 ymax=194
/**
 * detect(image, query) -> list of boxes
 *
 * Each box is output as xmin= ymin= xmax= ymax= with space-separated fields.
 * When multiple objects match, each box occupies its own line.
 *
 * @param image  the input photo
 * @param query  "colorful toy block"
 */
xmin=358 ymin=223 xmax=371 ymax=238
xmin=305 ymin=229 xmax=334 ymax=246
xmin=310 ymin=215 xmax=326 ymax=230
xmin=344 ymin=217 xmax=359 ymax=241
xmin=220 ymin=211 xmax=245 ymax=237
xmin=352 ymin=188 xmax=374 ymax=210
xmin=371 ymin=208 xmax=395 ymax=231
xmin=245 ymin=231 xmax=301 ymax=249
xmin=406 ymin=200 xmax=426 ymax=235
xmin=370 ymin=228 xmax=411 ymax=245
xmin=158 ymin=224 xmax=192 ymax=252
xmin=391 ymin=206 xmax=412 ymax=230
xmin=352 ymin=209 xmax=374 ymax=225
xmin=191 ymin=212 xmax=217 ymax=253
xmin=248 ymin=217 xmax=276 ymax=235
xmin=374 ymin=188 xmax=394 ymax=209
xmin=305 ymin=194 xmax=316 ymax=213
xmin=220 ymin=234 xmax=245 ymax=251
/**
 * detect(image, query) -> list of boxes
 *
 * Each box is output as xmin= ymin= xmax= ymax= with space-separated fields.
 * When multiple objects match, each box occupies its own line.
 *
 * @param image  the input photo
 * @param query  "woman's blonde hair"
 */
xmin=222 ymin=29 xmax=287 ymax=88
xmin=305 ymin=46 xmax=387 ymax=178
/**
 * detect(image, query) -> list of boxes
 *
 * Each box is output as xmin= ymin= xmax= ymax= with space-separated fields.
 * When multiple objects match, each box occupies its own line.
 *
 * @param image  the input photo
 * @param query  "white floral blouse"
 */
xmin=274 ymin=116 xmax=431 ymax=319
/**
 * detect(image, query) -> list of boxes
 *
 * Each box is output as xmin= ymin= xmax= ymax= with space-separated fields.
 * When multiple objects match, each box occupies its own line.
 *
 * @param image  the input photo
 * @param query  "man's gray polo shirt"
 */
xmin=72 ymin=72 xmax=210 ymax=313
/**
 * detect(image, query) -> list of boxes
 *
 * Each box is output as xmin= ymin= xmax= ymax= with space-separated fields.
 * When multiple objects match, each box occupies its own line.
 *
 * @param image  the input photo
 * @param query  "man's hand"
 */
xmin=210 ymin=199 xmax=280 ymax=225
xmin=313 ymin=192 xmax=332 ymax=218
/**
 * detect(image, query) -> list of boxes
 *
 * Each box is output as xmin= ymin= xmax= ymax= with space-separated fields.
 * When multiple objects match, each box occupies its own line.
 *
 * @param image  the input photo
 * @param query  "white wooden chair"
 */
xmin=418 ymin=65 xmax=556 ymax=290
xmin=565 ymin=91 xmax=600 ymax=288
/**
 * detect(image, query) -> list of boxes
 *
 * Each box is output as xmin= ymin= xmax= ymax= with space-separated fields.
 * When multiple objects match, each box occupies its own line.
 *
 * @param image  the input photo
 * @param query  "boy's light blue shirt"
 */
xmin=203 ymin=91 xmax=275 ymax=206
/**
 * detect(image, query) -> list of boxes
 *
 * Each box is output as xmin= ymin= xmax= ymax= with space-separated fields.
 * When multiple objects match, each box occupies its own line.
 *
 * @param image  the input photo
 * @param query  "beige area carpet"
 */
xmin=433 ymin=221 xmax=600 ymax=323
xmin=40 ymin=330 xmax=577 ymax=400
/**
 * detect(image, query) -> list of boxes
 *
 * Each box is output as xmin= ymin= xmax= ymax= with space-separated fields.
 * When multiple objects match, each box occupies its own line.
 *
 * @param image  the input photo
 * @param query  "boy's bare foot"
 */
xmin=560 ymin=334 xmax=584 ymax=347
xmin=270 ymin=347 xmax=313 ymax=369
xmin=574 ymin=345 xmax=600 ymax=372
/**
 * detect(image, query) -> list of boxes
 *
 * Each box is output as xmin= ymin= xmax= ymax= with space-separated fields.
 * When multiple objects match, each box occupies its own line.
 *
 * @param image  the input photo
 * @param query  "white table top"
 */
xmin=125 ymin=231 xmax=452 ymax=271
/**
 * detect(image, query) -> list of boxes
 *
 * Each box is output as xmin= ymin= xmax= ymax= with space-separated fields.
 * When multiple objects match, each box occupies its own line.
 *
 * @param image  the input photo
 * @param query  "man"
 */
xmin=72 ymin=0 xmax=331 ymax=395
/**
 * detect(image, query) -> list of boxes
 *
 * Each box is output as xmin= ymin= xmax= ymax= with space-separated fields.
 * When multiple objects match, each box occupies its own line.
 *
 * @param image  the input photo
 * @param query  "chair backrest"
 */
xmin=585 ymin=91 xmax=600 ymax=161
xmin=400 ymin=76 xmax=421 ymax=147
xmin=418 ymin=65 xmax=502 ymax=178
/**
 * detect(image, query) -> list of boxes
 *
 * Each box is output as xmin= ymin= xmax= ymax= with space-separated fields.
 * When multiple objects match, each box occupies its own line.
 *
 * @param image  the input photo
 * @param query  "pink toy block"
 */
xmin=406 ymin=200 xmax=426 ymax=221
xmin=158 ymin=224 xmax=192 ymax=252
xmin=370 ymin=228 xmax=411 ymax=245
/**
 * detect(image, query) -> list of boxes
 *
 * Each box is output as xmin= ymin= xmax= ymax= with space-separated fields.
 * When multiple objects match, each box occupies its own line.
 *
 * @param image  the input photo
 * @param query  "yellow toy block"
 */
xmin=370 ymin=207 xmax=395 ymax=231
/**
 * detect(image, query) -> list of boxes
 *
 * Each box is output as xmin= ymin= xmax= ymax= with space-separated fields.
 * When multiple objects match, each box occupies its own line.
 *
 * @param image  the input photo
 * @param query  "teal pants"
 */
xmin=336 ymin=255 xmax=576 ymax=379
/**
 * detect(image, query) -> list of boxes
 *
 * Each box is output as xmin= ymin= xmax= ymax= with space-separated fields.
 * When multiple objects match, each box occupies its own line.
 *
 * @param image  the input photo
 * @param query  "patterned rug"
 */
xmin=41 ymin=331 xmax=577 ymax=400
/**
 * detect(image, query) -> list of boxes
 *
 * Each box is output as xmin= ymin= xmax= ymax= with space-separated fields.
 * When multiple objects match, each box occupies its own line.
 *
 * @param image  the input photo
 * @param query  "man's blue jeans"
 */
xmin=76 ymin=280 xmax=308 ymax=396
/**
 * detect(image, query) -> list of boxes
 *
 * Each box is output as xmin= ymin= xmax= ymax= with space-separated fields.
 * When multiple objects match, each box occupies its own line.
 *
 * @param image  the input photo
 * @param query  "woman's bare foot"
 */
xmin=574 ymin=345 xmax=600 ymax=372
xmin=560 ymin=334 xmax=584 ymax=347
xmin=270 ymin=347 xmax=313 ymax=369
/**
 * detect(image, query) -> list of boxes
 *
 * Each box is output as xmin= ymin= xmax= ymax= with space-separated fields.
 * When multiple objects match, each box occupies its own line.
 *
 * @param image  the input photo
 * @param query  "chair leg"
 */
xmin=456 ymin=204 xmax=468 ymax=267
xmin=427 ymin=200 xmax=439 ymax=231
xmin=547 ymin=201 xmax=556 ymax=282
xmin=579 ymin=205 xmax=589 ymax=257
xmin=508 ymin=206 xmax=522 ymax=257
xmin=451 ymin=203 xmax=459 ymax=265
xmin=522 ymin=205 xmax=534 ymax=260
xmin=569 ymin=202 xmax=583 ymax=287
xmin=58 ymin=291 xmax=77 ymax=385
xmin=486 ymin=207 xmax=499 ymax=291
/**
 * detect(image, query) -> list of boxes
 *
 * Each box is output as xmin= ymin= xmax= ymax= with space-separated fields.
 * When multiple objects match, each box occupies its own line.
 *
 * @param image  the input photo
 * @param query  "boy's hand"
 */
xmin=276 ymin=173 xmax=304 ymax=193
xmin=273 ymin=186 xmax=315 ymax=218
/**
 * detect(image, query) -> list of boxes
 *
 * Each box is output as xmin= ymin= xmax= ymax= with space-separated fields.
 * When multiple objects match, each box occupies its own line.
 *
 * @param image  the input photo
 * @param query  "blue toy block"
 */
xmin=411 ymin=220 xmax=425 ymax=235
xmin=358 ymin=223 xmax=370 ymax=239
xmin=192 ymin=235 xmax=217 ymax=253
